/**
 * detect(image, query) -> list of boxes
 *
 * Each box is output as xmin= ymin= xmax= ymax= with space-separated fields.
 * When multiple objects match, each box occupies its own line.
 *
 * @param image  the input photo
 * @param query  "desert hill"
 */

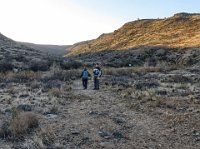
xmin=0 ymin=33 xmax=53 ymax=71
xmin=67 ymin=13 xmax=200 ymax=56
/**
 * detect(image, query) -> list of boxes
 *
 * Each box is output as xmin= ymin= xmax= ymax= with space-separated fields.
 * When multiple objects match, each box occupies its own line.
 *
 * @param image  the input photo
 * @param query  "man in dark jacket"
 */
xmin=81 ymin=68 xmax=91 ymax=89
xmin=93 ymin=63 xmax=102 ymax=90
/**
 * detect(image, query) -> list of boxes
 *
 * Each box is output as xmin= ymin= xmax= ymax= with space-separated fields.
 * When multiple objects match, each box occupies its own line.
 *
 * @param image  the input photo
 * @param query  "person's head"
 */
xmin=95 ymin=63 xmax=100 ymax=67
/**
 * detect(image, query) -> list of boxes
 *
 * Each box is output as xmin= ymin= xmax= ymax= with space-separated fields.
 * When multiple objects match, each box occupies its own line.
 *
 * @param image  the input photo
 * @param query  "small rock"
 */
xmin=19 ymin=94 xmax=29 ymax=98
xmin=89 ymin=111 xmax=98 ymax=115
xmin=45 ymin=114 xmax=58 ymax=119
xmin=71 ymin=131 xmax=80 ymax=135
xmin=112 ymin=117 xmax=126 ymax=124
xmin=17 ymin=104 xmax=32 ymax=111
xmin=99 ymin=131 xmax=111 ymax=139
xmin=4 ymin=108 xmax=12 ymax=114
xmin=112 ymin=132 xmax=124 ymax=140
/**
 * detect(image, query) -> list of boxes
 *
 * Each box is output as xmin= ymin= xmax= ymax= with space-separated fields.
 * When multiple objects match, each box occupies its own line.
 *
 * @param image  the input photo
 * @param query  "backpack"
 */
xmin=93 ymin=68 xmax=100 ymax=77
xmin=82 ymin=70 xmax=89 ymax=79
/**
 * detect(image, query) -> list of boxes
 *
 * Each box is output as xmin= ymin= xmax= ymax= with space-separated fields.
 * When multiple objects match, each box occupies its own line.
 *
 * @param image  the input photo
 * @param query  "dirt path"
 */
xmin=55 ymin=79 xmax=196 ymax=149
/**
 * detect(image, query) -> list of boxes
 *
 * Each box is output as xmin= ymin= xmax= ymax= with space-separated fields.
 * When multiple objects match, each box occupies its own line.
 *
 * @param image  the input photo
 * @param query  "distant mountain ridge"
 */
xmin=66 ymin=13 xmax=200 ymax=56
xmin=20 ymin=42 xmax=71 ymax=56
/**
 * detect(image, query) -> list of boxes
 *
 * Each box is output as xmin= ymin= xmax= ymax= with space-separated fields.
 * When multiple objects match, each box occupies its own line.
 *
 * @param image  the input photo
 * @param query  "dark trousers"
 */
xmin=82 ymin=78 xmax=88 ymax=89
xmin=94 ymin=77 xmax=99 ymax=90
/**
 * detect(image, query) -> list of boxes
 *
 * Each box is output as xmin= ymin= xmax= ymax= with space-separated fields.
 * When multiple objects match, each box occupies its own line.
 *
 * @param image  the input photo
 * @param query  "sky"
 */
xmin=0 ymin=0 xmax=199 ymax=45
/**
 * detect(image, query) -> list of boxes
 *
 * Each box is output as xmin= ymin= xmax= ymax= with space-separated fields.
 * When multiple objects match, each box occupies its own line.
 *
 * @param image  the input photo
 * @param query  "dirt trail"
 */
xmin=60 ymin=79 xmax=194 ymax=149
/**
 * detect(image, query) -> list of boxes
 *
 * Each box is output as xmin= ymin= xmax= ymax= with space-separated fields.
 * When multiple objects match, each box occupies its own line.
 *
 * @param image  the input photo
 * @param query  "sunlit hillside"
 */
xmin=67 ymin=13 xmax=200 ymax=56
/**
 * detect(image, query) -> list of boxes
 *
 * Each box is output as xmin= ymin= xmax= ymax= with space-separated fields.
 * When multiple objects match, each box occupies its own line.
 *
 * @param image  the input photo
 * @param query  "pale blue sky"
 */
xmin=72 ymin=0 xmax=200 ymax=21
xmin=0 ymin=0 xmax=199 ymax=45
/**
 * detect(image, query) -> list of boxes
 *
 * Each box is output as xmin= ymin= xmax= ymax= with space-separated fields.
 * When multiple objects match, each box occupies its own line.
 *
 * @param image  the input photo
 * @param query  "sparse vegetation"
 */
xmin=38 ymin=125 xmax=56 ymax=146
xmin=1 ymin=13 xmax=200 ymax=149
xmin=66 ymin=13 xmax=200 ymax=56
xmin=10 ymin=112 xmax=39 ymax=138
xmin=0 ymin=111 xmax=39 ymax=140
xmin=48 ymin=88 xmax=63 ymax=98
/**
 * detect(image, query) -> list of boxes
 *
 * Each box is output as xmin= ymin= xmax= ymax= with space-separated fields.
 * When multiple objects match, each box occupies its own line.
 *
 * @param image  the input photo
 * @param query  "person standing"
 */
xmin=80 ymin=67 xmax=91 ymax=89
xmin=93 ymin=63 xmax=102 ymax=90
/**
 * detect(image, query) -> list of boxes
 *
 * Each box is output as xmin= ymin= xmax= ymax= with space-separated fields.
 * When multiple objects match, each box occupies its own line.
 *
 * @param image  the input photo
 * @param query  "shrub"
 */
xmin=10 ymin=112 xmax=39 ymax=138
xmin=60 ymin=60 xmax=82 ymax=69
xmin=0 ymin=121 xmax=11 ymax=139
xmin=7 ymin=86 xmax=17 ymax=95
xmin=41 ymin=69 xmax=81 ymax=83
xmin=38 ymin=126 xmax=56 ymax=146
xmin=0 ymin=60 xmax=13 ymax=72
xmin=29 ymin=60 xmax=51 ymax=71
xmin=103 ymin=67 xmax=163 ymax=76
xmin=48 ymin=88 xmax=63 ymax=98
xmin=49 ymin=105 xmax=59 ymax=114
xmin=3 ymin=71 xmax=42 ymax=83
xmin=30 ymin=80 xmax=41 ymax=89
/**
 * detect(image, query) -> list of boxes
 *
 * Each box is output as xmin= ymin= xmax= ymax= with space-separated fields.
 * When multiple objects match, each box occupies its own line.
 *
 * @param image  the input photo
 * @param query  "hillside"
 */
xmin=20 ymin=42 xmax=71 ymax=56
xmin=0 ymin=33 xmax=53 ymax=71
xmin=67 ymin=13 xmax=200 ymax=56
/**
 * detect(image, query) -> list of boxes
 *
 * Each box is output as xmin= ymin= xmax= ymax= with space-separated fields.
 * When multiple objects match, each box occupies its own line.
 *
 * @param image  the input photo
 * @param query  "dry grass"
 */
xmin=43 ymin=68 xmax=82 ymax=81
xmin=50 ymin=105 xmax=59 ymax=114
xmin=10 ymin=112 xmax=39 ymax=138
xmin=38 ymin=125 xmax=56 ymax=146
xmin=163 ymin=112 xmax=191 ymax=125
xmin=7 ymin=86 xmax=17 ymax=95
xmin=103 ymin=66 xmax=163 ymax=76
xmin=30 ymin=80 xmax=41 ymax=90
xmin=48 ymin=88 xmax=64 ymax=98
xmin=6 ymin=71 xmax=42 ymax=80
xmin=67 ymin=14 xmax=200 ymax=56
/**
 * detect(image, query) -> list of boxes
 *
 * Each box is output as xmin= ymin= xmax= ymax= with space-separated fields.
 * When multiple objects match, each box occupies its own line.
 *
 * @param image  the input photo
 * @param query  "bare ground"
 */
xmin=0 ymin=69 xmax=200 ymax=149
xmin=51 ymin=78 xmax=199 ymax=149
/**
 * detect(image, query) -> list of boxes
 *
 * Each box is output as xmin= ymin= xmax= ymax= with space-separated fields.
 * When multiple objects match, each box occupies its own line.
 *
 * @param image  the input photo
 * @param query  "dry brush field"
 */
xmin=0 ymin=65 xmax=200 ymax=149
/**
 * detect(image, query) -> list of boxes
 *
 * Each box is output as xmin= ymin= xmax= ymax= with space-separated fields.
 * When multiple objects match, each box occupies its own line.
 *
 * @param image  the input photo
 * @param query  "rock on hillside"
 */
xmin=67 ymin=13 xmax=200 ymax=56
xmin=0 ymin=33 xmax=52 ymax=71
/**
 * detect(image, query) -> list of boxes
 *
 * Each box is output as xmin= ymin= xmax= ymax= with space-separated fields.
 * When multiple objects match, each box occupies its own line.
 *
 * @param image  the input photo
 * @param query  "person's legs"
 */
xmin=94 ymin=77 xmax=97 ymax=89
xmin=83 ymin=78 xmax=87 ymax=89
xmin=96 ymin=79 xmax=99 ymax=90
xmin=82 ymin=79 xmax=85 ymax=88
xmin=85 ymin=78 xmax=88 ymax=89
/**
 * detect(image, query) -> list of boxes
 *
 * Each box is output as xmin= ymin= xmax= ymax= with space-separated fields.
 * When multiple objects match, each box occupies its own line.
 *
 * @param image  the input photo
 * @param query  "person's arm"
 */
xmin=99 ymin=70 xmax=102 ymax=77
xmin=88 ymin=71 xmax=91 ymax=77
xmin=97 ymin=68 xmax=102 ymax=77
xmin=80 ymin=72 xmax=83 ymax=78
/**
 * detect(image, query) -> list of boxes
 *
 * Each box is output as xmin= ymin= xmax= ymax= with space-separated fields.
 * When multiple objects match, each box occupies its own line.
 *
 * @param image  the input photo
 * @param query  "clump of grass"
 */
xmin=48 ymin=88 xmax=63 ymax=98
xmin=30 ymin=80 xmax=41 ymax=90
xmin=0 ymin=121 xmax=11 ymax=139
xmin=103 ymin=66 xmax=163 ymax=76
xmin=50 ymin=105 xmax=59 ymax=114
xmin=7 ymin=86 xmax=17 ymax=95
xmin=38 ymin=126 xmax=56 ymax=146
xmin=10 ymin=112 xmax=39 ymax=138
xmin=0 ymin=111 xmax=39 ymax=140
xmin=43 ymin=69 xmax=82 ymax=82
xmin=5 ymin=71 xmax=42 ymax=83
